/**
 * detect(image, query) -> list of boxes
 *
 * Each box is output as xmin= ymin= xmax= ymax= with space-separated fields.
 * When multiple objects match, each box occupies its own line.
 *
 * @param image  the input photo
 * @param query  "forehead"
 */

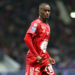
xmin=40 ymin=4 xmax=51 ymax=10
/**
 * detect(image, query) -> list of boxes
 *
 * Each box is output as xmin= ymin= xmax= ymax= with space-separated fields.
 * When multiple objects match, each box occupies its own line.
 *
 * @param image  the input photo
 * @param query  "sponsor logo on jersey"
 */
xmin=40 ymin=40 xmax=48 ymax=53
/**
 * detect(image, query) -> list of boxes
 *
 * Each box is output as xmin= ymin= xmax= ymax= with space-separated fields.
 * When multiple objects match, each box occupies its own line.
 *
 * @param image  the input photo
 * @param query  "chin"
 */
xmin=43 ymin=17 xmax=48 ymax=20
xmin=45 ymin=17 xmax=49 ymax=19
xmin=45 ymin=16 xmax=49 ymax=19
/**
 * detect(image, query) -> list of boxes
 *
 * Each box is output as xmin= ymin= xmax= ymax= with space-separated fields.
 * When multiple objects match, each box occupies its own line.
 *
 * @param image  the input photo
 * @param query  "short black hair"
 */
xmin=39 ymin=3 xmax=50 ymax=10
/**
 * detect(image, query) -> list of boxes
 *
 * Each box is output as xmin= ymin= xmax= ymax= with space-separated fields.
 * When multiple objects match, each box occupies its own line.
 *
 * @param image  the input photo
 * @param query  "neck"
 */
xmin=39 ymin=16 xmax=48 ymax=23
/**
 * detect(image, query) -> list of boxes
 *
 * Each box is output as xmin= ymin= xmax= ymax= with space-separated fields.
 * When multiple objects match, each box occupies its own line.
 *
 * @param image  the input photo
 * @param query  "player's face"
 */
xmin=39 ymin=5 xmax=51 ymax=19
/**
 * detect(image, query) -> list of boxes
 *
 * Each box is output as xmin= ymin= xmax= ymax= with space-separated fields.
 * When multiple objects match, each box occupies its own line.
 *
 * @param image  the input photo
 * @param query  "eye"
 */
xmin=43 ymin=9 xmax=51 ymax=12
xmin=48 ymin=10 xmax=51 ymax=12
xmin=42 ymin=9 xmax=46 ymax=12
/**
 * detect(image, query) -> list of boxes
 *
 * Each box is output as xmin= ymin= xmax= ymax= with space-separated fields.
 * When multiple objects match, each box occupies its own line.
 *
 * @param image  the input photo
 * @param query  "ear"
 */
xmin=39 ymin=9 xmax=40 ymax=14
xmin=39 ymin=10 xmax=41 ymax=16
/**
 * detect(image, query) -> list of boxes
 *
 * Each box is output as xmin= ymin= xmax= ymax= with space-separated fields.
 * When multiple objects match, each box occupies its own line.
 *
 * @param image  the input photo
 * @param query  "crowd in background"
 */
xmin=0 ymin=0 xmax=75 ymax=68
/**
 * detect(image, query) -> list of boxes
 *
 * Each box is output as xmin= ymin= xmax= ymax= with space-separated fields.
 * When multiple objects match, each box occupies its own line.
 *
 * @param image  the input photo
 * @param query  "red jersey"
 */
xmin=25 ymin=18 xmax=51 ymax=67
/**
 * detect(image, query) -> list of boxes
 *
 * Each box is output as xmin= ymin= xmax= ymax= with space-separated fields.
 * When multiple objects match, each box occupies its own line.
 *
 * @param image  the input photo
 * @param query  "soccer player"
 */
xmin=24 ymin=3 xmax=55 ymax=75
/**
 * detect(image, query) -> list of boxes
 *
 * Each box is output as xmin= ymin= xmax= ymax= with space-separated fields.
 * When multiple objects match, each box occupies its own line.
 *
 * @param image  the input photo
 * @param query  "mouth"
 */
xmin=45 ymin=15 xmax=49 ymax=18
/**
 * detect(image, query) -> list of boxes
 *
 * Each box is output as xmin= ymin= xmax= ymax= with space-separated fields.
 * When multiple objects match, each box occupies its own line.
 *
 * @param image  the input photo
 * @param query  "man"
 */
xmin=24 ymin=3 xmax=55 ymax=75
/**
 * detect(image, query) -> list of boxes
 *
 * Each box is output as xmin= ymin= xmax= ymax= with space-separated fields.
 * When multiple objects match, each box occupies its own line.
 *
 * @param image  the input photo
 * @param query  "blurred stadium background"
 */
xmin=0 ymin=0 xmax=75 ymax=75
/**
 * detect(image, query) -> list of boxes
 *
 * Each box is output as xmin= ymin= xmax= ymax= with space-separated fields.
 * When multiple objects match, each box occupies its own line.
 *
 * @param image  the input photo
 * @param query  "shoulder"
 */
xmin=47 ymin=24 xmax=50 ymax=28
xmin=31 ymin=18 xmax=41 ymax=26
xmin=33 ymin=18 xmax=41 ymax=23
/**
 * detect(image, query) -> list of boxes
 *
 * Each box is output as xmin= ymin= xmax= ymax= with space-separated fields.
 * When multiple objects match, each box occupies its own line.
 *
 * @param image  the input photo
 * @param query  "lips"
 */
xmin=45 ymin=15 xmax=49 ymax=18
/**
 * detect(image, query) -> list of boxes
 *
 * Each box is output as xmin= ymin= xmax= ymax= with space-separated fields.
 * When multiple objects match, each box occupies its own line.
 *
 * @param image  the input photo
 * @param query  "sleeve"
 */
xmin=24 ymin=33 xmax=39 ymax=57
xmin=27 ymin=22 xmax=38 ymax=34
xmin=46 ymin=52 xmax=51 ymax=58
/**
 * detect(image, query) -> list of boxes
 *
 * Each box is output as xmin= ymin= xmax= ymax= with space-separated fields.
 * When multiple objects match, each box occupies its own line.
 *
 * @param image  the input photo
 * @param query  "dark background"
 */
xmin=0 ymin=0 xmax=75 ymax=74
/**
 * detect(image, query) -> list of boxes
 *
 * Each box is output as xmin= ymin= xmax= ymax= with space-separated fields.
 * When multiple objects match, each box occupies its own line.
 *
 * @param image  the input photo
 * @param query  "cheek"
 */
xmin=49 ymin=12 xmax=51 ymax=15
xmin=41 ymin=12 xmax=44 ymax=15
xmin=40 ymin=12 xmax=45 ymax=17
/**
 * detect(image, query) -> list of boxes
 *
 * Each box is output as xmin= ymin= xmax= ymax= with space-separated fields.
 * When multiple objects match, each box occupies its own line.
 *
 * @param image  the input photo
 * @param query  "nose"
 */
xmin=46 ymin=11 xmax=50 ymax=15
xmin=46 ymin=11 xmax=49 ymax=14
